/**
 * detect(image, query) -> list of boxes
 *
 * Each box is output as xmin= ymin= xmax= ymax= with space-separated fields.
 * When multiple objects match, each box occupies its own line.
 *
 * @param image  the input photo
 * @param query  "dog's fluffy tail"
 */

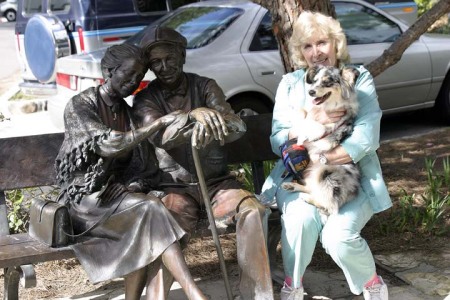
xmin=315 ymin=164 xmax=360 ymax=215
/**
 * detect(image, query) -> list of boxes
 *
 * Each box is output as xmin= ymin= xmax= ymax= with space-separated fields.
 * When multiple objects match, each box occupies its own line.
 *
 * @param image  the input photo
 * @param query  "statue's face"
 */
xmin=148 ymin=43 xmax=184 ymax=89
xmin=109 ymin=58 xmax=147 ymax=98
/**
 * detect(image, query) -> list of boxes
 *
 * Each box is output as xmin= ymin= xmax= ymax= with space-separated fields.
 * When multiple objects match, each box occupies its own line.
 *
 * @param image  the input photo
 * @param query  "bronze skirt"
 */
xmin=68 ymin=190 xmax=186 ymax=283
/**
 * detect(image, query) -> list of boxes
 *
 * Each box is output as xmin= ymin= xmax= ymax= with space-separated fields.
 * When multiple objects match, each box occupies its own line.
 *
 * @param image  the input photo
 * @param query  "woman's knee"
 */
xmin=162 ymin=193 xmax=199 ymax=234
xmin=282 ymin=200 xmax=320 ymax=230
xmin=119 ymin=192 xmax=160 ymax=211
xmin=321 ymin=224 xmax=363 ymax=258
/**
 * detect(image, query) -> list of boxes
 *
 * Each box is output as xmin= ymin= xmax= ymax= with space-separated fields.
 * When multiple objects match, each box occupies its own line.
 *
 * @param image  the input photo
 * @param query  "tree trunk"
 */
xmin=253 ymin=0 xmax=450 ymax=77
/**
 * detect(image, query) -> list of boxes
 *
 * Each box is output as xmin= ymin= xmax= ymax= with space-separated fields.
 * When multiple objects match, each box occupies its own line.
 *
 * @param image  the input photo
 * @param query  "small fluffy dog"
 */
xmin=282 ymin=66 xmax=361 ymax=215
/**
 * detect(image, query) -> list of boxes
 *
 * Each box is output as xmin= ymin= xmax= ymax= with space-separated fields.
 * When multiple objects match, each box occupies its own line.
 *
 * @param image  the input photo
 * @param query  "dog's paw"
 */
xmin=311 ymin=138 xmax=336 ymax=152
xmin=281 ymin=182 xmax=299 ymax=192
xmin=306 ymin=122 xmax=327 ymax=141
xmin=295 ymin=120 xmax=326 ymax=142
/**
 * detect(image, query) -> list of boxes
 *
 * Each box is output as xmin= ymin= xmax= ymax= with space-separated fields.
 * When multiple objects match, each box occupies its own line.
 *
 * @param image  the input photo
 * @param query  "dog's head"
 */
xmin=306 ymin=66 xmax=360 ymax=105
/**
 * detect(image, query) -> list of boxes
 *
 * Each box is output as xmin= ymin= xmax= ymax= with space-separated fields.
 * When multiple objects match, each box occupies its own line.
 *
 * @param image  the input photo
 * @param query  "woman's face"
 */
xmin=300 ymin=35 xmax=337 ymax=68
xmin=109 ymin=58 xmax=147 ymax=98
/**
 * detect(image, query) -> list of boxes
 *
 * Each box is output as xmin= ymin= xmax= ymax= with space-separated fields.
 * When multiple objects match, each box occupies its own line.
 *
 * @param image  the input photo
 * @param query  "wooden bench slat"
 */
xmin=0 ymin=115 xmax=277 ymax=191
xmin=227 ymin=114 xmax=277 ymax=164
xmin=0 ymin=233 xmax=35 ymax=246
xmin=0 ymin=133 xmax=63 ymax=191
xmin=0 ymin=233 xmax=74 ymax=268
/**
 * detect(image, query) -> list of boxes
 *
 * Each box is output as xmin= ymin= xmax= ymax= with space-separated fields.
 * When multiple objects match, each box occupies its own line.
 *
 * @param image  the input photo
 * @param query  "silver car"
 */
xmin=50 ymin=0 xmax=450 ymax=129
xmin=1 ymin=0 xmax=17 ymax=22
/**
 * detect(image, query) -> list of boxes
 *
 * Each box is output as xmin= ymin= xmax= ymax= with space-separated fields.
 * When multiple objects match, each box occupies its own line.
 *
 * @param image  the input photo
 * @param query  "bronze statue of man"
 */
xmin=132 ymin=26 xmax=274 ymax=299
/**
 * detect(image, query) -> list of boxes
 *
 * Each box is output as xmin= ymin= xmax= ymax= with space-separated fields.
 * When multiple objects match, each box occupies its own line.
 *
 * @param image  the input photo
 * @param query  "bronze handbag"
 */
xmin=29 ymin=198 xmax=73 ymax=248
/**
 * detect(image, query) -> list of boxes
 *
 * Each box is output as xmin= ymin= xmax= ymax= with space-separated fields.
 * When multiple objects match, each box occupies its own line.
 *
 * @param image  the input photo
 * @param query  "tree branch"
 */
xmin=366 ymin=0 xmax=450 ymax=77
xmin=253 ymin=0 xmax=450 ymax=77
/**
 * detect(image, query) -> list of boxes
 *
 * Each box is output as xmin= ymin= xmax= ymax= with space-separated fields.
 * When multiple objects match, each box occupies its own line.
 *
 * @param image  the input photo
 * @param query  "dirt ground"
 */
xmin=1 ymin=127 xmax=449 ymax=299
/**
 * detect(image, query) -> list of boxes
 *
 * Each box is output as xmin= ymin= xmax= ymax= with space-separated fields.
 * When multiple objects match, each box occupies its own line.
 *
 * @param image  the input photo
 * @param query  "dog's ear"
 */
xmin=340 ymin=67 xmax=360 ymax=86
xmin=340 ymin=67 xmax=360 ymax=100
xmin=306 ymin=66 xmax=319 ymax=84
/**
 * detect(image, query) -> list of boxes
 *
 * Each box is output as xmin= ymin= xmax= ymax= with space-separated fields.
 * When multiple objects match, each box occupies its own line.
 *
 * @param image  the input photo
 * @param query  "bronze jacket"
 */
xmin=133 ymin=73 xmax=246 ymax=183
xmin=56 ymin=87 xmax=160 ymax=204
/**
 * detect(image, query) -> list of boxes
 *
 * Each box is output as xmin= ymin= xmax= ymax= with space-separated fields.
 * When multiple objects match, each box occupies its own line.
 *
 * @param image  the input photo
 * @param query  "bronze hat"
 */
xmin=139 ymin=26 xmax=187 ymax=51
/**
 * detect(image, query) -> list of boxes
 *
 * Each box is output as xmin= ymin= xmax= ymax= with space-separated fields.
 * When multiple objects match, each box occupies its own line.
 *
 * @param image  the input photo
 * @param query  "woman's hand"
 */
xmin=305 ymin=144 xmax=353 ymax=165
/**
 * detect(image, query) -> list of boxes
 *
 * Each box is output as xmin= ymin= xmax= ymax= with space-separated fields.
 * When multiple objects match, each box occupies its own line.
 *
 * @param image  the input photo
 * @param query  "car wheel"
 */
xmin=5 ymin=9 xmax=16 ymax=22
xmin=229 ymin=96 xmax=272 ymax=117
xmin=24 ymin=15 xmax=71 ymax=83
xmin=436 ymin=76 xmax=450 ymax=124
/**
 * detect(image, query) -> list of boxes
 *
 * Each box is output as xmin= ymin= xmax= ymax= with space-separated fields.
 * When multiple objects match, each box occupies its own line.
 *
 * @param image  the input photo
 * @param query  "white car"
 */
xmin=1 ymin=0 xmax=17 ymax=22
xmin=50 ymin=0 xmax=450 ymax=130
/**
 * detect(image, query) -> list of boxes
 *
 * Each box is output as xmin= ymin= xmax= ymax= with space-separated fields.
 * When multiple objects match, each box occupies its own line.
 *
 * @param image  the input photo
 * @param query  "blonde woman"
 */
xmin=261 ymin=11 xmax=391 ymax=300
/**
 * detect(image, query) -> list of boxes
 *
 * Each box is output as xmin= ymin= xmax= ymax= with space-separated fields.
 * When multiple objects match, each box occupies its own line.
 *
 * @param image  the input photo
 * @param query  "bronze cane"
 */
xmin=191 ymin=145 xmax=233 ymax=300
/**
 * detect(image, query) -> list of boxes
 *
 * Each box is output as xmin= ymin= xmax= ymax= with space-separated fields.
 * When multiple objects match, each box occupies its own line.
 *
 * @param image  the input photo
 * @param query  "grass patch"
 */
xmin=8 ymin=90 xmax=39 ymax=101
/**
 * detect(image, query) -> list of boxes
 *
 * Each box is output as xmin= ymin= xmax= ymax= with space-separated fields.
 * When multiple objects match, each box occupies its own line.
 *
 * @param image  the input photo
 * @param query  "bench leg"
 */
xmin=3 ymin=265 xmax=36 ymax=300
xmin=267 ymin=211 xmax=285 ymax=285
xmin=0 ymin=192 xmax=10 ymax=236
xmin=18 ymin=265 xmax=37 ymax=288
xmin=4 ymin=267 xmax=20 ymax=300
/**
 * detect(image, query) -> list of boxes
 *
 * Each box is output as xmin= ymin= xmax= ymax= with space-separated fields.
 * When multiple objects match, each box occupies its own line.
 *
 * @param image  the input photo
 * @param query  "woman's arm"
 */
xmin=270 ymin=75 xmax=296 ymax=156
xmin=340 ymin=67 xmax=382 ymax=163
xmin=96 ymin=112 xmax=181 ymax=157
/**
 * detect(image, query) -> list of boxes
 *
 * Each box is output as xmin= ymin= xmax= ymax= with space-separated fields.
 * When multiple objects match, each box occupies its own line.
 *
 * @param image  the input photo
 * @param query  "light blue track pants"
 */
xmin=276 ymin=185 xmax=376 ymax=295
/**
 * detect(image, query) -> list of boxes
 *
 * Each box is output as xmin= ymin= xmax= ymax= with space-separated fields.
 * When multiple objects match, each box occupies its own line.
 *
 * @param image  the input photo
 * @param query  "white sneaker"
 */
xmin=280 ymin=282 xmax=304 ymax=300
xmin=363 ymin=276 xmax=388 ymax=300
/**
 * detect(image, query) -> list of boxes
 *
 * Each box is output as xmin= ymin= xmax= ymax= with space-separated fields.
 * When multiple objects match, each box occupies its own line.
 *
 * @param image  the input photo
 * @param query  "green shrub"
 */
xmin=391 ymin=157 xmax=450 ymax=235
xmin=6 ymin=189 xmax=28 ymax=233
xmin=415 ymin=0 xmax=450 ymax=34
xmin=229 ymin=160 xmax=276 ymax=193
xmin=5 ymin=187 xmax=60 ymax=234
xmin=416 ymin=0 xmax=438 ymax=17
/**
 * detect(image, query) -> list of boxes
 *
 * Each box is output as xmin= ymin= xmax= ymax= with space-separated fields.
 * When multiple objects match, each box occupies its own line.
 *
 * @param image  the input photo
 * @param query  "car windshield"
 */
xmin=127 ymin=6 xmax=244 ymax=49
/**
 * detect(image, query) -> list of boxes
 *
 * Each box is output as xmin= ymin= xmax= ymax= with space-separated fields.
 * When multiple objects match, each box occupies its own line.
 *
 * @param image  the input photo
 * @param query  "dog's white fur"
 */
xmin=282 ymin=66 xmax=361 ymax=215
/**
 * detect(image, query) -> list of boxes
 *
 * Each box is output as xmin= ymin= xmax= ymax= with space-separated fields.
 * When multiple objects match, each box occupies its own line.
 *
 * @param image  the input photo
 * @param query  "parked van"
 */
xmin=15 ymin=0 xmax=199 ymax=94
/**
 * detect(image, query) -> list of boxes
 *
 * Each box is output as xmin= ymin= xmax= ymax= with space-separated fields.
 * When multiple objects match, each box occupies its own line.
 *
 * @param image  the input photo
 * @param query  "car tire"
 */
xmin=24 ymin=15 xmax=71 ymax=83
xmin=436 ymin=76 xmax=450 ymax=124
xmin=229 ymin=96 xmax=272 ymax=117
xmin=4 ymin=9 xmax=16 ymax=22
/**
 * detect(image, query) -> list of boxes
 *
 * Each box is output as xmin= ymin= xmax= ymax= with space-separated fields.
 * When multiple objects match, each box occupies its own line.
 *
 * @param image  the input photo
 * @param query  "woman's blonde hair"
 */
xmin=289 ymin=11 xmax=350 ymax=69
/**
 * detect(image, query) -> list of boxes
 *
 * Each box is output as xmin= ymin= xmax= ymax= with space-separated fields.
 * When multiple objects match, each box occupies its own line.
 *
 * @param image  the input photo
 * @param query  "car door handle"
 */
xmin=261 ymin=71 xmax=275 ymax=75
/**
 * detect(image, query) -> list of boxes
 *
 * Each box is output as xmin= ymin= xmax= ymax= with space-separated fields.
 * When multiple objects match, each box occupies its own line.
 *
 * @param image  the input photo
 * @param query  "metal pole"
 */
xmin=191 ymin=145 xmax=233 ymax=300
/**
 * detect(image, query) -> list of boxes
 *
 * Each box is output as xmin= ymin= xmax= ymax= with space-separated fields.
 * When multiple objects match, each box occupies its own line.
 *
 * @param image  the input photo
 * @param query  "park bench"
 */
xmin=0 ymin=113 xmax=282 ymax=300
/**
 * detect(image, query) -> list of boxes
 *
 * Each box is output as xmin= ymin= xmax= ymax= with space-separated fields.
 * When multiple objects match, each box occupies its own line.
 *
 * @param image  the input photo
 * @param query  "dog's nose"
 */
xmin=309 ymin=90 xmax=316 ymax=96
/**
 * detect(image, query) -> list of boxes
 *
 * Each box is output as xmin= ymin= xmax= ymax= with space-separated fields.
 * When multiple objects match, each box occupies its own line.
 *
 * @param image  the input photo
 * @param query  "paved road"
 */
xmin=0 ymin=21 xmax=21 ymax=96
xmin=380 ymin=108 xmax=447 ymax=142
